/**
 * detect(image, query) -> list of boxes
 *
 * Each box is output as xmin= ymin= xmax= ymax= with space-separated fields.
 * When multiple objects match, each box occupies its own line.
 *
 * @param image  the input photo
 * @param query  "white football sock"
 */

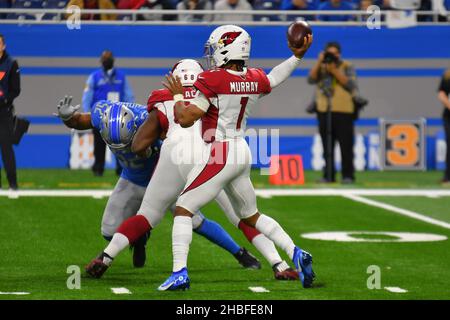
xmin=104 ymin=233 xmax=129 ymax=260
xmin=252 ymin=234 xmax=282 ymax=266
xmin=255 ymin=214 xmax=295 ymax=260
xmin=172 ymin=216 xmax=193 ymax=272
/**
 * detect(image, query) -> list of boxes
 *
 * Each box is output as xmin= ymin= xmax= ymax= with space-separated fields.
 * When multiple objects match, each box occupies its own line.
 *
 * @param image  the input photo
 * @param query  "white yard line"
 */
xmin=2 ymin=188 xmax=449 ymax=230
xmin=2 ymin=188 xmax=450 ymax=198
xmin=256 ymin=189 xmax=450 ymax=197
xmin=343 ymin=194 xmax=450 ymax=230
xmin=384 ymin=287 xmax=408 ymax=293
xmin=0 ymin=292 xmax=30 ymax=295
xmin=248 ymin=287 xmax=270 ymax=293
xmin=111 ymin=287 xmax=132 ymax=294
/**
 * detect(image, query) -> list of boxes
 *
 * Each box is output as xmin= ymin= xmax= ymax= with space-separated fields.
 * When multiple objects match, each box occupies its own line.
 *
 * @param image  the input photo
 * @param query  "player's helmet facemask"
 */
xmin=203 ymin=25 xmax=251 ymax=69
xmin=100 ymin=103 xmax=138 ymax=149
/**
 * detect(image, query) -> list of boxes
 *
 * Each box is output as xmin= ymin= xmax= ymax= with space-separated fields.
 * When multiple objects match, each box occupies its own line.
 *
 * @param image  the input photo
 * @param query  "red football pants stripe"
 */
xmin=181 ymin=141 xmax=229 ymax=195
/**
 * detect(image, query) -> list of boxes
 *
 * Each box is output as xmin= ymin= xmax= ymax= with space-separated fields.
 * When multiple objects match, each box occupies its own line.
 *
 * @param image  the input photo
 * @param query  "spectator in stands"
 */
xmin=0 ymin=33 xmax=20 ymax=190
xmin=177 ymin=0 xmax=213 ymax=22
xmin=252 ymin=0 xmax=282 ymax=21
xmin=117 ymin=0 xmax=177 ymax=21
xmin=438 ymin=0 xmax=450 ymax=21
xmin=281 ymin=0 xmax=318 ymax=21
xmin=360 ymin=0 xmax=373 ymax=10
xmin=358 ymin=0 xmax=374 ymax=21
xmin=0 ymin=0 xmax=11 ymax=20
xmin=317 ymin=0 xmax=354 ymax=21
xmin=66 ymin=0 xmax=117 ymax=20
xmin=308 ymin=41 xmax=358 ymax=184
xmin=438 ymin=68 xmax=450 ymax=184
xmin=82 ymin=50 xmax=134 ymax=177
xmin=213 ymin=0 xmax=253 ymax=22
xmin=380 ymin=0 xmax=392 ymax=9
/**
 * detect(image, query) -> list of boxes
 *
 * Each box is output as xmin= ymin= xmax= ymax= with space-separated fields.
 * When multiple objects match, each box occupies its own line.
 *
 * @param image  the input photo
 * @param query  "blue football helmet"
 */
xmin=99 ymin=103 xmax=138 ymax=149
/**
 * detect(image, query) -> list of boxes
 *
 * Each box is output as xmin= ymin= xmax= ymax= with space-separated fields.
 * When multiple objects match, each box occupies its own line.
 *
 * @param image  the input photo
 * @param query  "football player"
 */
xmin=56 ymin=97 xmax=261 ymax=270
xmin=85 ymin=60 xmax=299 ymax=281
xmin=135 ymin=59 xmax=299 ymax=280
xmin=157 ymin=25 xmax=315 ymax=290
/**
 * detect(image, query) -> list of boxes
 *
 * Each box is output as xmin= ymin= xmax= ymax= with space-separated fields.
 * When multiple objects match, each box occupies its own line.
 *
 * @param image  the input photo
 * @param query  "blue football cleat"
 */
xmin=158 ymin=268 xmax=190 ymax=291
xmin=292 ymin=247 xmax=315 ymax=288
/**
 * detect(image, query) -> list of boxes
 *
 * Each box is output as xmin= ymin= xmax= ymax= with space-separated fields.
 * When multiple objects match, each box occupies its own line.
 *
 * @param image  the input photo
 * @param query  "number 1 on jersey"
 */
xmin=236 ymin=97 xmax=249 ymax=130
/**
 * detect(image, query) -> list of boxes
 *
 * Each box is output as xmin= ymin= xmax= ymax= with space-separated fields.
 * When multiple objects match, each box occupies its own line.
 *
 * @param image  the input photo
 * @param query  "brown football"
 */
xmin=287 ymin=21 xmax=312 ymax=48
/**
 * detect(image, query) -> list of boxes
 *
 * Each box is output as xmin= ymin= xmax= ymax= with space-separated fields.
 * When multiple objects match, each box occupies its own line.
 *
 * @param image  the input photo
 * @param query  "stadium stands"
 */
xmin=0 ymin=0 xmax=448 ymax=22
xmin=6 ymin=0 xmax=44 ymax=20
xmin=0 ymin=0 xmax=11 ymax=19
xmin=42 ymin=0 xmax=68 ymax=20
xmin=253 ymin=0 xmax=282 ymax=21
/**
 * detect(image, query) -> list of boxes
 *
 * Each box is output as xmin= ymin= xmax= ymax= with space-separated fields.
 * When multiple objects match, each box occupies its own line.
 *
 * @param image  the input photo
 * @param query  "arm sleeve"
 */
xmin=123 ymin=77 xmax=135 ymax=103
xmin=266 ymin=55 xmax=302 ymax=89
xmin=6 ymin=60 xmax=21 ymax=104
xmin=189 ymin=92 xmax=210 ymax=112
xmin=152 ymin=103 xmax=169 ymax=133
xmin=82 ymin=74 xmax=95 ymax=112
xmin=90 ymin=104 xmax=100 ymax=129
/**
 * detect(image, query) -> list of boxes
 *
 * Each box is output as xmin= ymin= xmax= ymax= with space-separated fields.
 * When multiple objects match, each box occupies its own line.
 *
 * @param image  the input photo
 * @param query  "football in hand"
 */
xmin=287 ymin=21 xmax=312 ymax=48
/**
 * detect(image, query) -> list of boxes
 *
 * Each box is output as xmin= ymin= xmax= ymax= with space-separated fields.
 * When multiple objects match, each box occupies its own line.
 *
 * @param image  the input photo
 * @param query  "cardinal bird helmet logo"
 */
xmin=218 ymin=32 xmax=242 ymax=47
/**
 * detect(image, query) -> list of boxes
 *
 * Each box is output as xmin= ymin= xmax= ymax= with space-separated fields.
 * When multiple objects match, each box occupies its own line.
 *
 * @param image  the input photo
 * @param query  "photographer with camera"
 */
xmin=308 ymin=41 xmax=362 ymax=184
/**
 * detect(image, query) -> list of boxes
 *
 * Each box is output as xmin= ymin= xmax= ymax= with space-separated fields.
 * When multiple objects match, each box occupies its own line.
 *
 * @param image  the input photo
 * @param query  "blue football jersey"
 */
xmin=91 ymin=100 xmax=160 ymax=187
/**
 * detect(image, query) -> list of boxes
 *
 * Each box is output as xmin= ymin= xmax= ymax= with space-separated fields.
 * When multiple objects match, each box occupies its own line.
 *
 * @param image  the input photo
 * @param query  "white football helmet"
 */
xmin=204 ymin=25 xmax=251 ymax=68
xmin=172 ymin=59 xmax=204 ymax=87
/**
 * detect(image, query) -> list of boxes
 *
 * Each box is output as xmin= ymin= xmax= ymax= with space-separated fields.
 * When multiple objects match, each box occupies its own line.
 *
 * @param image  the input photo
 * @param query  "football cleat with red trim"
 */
xmin=272 ymin=261 xmax=299 ymax=281
xmin=85 ymin=252 xmax=113 ymax=279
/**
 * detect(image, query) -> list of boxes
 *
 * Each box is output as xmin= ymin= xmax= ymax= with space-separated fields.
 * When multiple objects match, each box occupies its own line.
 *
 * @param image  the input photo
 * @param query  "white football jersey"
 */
xmin=192 ymin=67 xmax=272 ymax=143
xmin=147 ymin=87 xmax=202 ymax=141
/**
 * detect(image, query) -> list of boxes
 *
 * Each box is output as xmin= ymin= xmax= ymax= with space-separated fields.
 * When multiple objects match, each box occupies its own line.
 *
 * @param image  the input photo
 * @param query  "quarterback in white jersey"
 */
xmin=159 ymin=25 xmax=315 ymax=290
xmin=137 ymin=60 xmax=300 ymax=281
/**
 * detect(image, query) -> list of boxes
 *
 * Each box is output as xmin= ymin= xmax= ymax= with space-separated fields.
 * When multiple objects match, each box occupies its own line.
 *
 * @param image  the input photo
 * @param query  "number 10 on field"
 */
xmin=269 ymin=155 xmax=305 ymax=185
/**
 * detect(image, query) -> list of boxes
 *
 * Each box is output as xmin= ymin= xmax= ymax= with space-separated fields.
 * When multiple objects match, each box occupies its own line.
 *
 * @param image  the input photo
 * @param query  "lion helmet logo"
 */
xmin=218 ymin=32 xmax=242 ymax=47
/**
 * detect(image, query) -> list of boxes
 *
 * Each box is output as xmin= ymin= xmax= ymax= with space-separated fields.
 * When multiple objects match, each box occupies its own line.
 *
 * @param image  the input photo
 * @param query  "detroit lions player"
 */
xmin=56 ymin=97 xmax=260 ymax=269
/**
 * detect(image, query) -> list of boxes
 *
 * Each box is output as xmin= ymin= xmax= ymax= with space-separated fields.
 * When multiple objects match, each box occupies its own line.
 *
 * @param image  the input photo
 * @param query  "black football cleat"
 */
xmin=131 ymin=231 xmax=150 ymax=268
xmin=272 ymin=260 xmax=299 ymax=281
xmin=234 ymin=247 xmax=261 ymax=269
xmin=85 ymin=252 xmax=112 ymax=278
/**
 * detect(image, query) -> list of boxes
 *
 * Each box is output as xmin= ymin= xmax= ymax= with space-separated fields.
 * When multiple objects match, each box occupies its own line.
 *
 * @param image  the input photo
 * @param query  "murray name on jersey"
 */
xmin=230 ymin=81 xmax=259 ymax=94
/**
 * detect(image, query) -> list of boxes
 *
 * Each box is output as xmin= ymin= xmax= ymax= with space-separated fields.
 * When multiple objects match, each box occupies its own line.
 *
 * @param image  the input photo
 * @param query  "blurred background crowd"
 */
xmin=0 ymin=0 xmax=449 ymax=22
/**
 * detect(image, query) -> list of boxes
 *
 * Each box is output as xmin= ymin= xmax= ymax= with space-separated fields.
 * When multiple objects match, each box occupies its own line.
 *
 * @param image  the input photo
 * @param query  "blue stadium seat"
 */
xmin=42 ymin=0 xmax=68 ymax=20
xmin=0 ymin=0 xmax=11 ymax=8
xmin=0 ymin=0 xmax=11 ymax=19
xmin=6 ymin=0 xmax=44 ymax=20
xmin=253 ymin=0 xmax=282 ymax=21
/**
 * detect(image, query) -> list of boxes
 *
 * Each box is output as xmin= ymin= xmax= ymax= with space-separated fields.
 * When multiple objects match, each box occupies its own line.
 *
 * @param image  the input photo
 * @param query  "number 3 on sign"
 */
xmin=269 ymin=155 xmax=305 ymax=185
xmin=381 ymin=119 xmax=426 ymax=170
xmin=386 ymin=124 xmax=420 ymax=166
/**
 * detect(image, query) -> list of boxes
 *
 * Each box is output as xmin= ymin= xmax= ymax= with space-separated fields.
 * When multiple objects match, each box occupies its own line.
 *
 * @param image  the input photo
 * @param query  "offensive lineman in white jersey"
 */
xmin=85 ymin=59 xmax=300 ymax=282
xmin=158 ymin=25 xmax=315 ymax=290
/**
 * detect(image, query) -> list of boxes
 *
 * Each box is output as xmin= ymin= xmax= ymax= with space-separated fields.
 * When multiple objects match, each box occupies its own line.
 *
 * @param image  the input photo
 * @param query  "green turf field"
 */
xmin=1 ymin=169 xmax=450 ymax=300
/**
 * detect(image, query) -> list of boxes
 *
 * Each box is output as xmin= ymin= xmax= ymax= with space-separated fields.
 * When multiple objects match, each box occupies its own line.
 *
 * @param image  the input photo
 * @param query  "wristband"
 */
xmin=173 ymin=94 xmax=184 ymax=103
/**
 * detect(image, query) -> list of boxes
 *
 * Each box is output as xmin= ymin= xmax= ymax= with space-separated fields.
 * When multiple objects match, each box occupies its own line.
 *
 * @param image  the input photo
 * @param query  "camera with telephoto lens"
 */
xmin=322 ymin=51 xmax=339 ymax=64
